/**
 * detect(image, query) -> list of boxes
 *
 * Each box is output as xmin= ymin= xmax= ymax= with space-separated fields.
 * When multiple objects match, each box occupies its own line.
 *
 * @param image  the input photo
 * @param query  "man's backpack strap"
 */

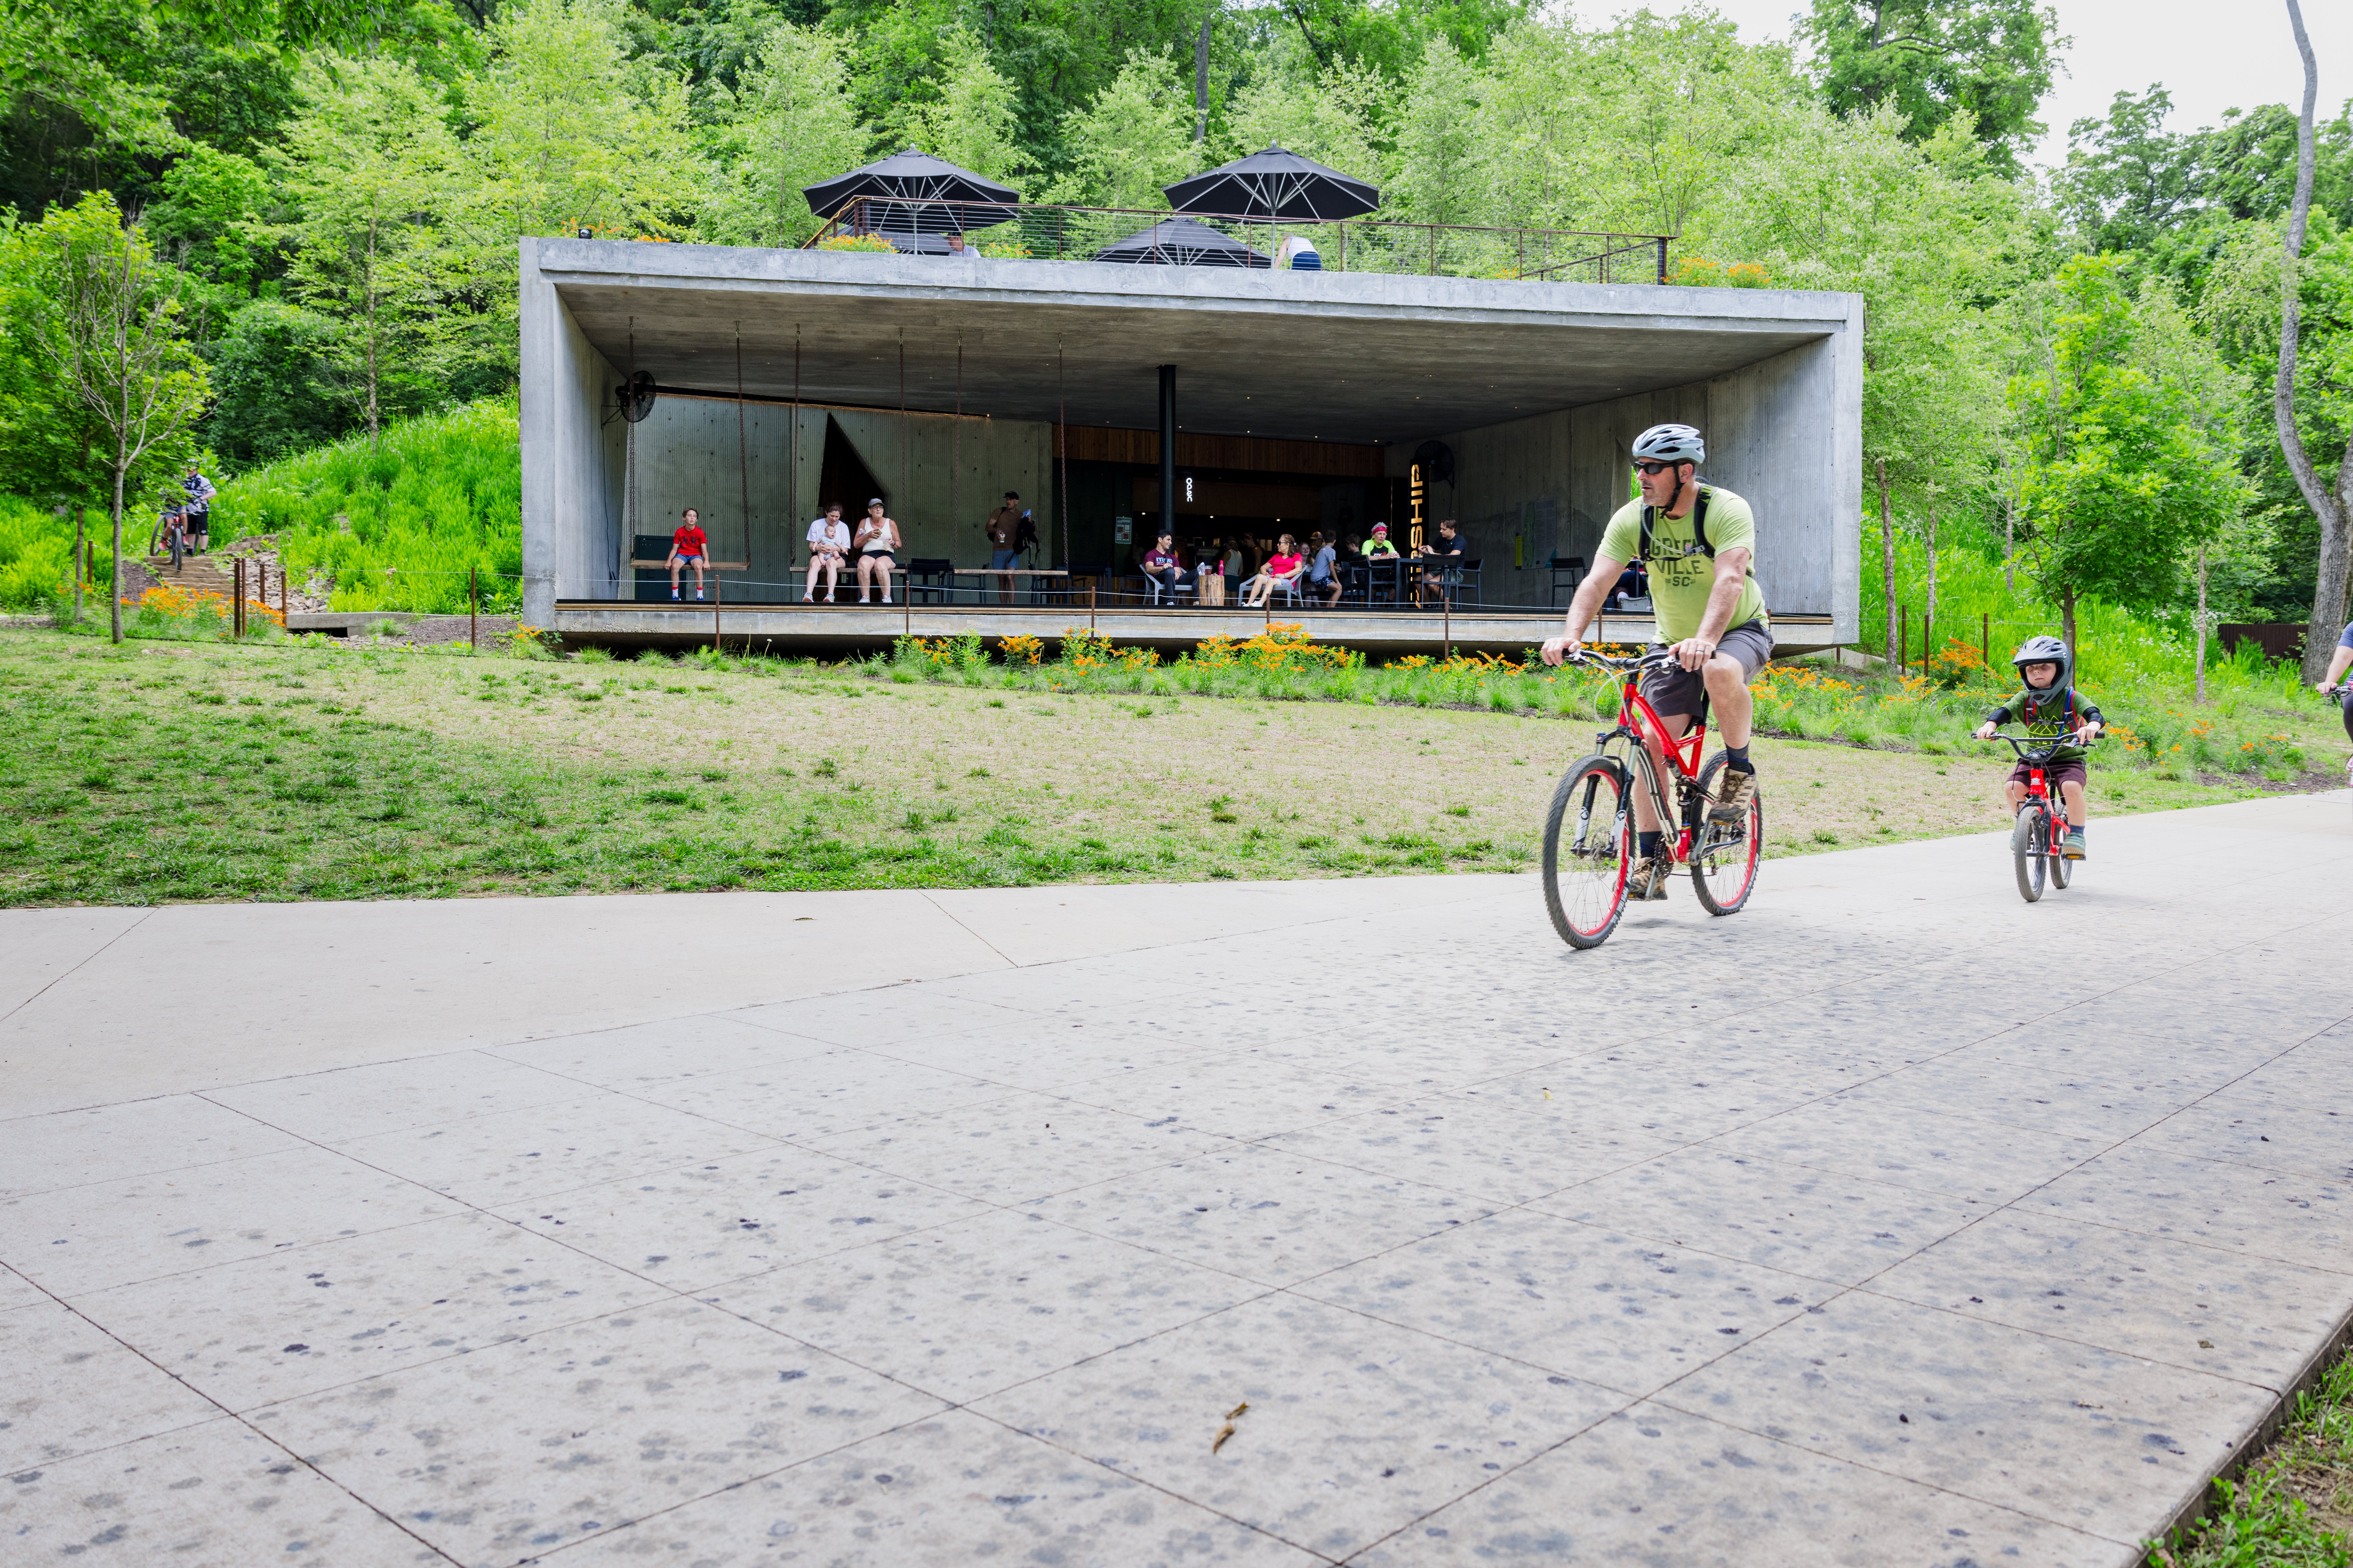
xmin=1639 ymin=485 xmax=1712 ymax=563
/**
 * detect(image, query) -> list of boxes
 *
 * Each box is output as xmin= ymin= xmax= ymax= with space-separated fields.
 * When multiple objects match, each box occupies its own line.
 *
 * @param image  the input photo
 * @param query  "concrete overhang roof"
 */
xmin=533 ymin=239 xmax=1858 ymax=446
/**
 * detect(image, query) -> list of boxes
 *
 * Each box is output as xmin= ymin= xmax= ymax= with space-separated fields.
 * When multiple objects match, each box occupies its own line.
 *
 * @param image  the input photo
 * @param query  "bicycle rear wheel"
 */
xmin=1543 ymin=755 xmax=1632 ymax=949
xmin=2011 ymin=806 xmax=2046 ymax=902
xmin=2049 ymin=820 xmax=2072 ymax=890
xmin=1690 ymin=753 xmax=1761 ymax=915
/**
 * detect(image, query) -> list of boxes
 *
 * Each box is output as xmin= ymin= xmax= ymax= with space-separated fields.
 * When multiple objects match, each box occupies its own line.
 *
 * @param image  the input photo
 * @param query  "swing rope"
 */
xmin=735 ymin=321 xmax=749 ymax=606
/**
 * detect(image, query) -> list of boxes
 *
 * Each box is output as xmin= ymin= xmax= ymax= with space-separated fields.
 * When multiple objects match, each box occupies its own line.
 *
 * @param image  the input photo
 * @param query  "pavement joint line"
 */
xmin=0 ymin=908 xmax=153 ymax=1030
xmin=3 ymin=1232 xmax=466 ymax=1564
xmin=917 ymin=890 xmax=1021 ymax=968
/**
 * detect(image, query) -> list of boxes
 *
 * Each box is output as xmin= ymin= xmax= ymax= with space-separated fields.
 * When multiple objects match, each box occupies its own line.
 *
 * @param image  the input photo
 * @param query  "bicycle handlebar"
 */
xmin=1558 ymin=646 xmax=1681 ymax=676
xmin=1983 ymin=730 xmax=2095 ymax=763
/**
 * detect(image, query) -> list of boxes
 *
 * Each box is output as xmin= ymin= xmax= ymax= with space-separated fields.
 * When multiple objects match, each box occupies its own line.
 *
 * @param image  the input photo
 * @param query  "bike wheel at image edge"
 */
xmin=1543 ymin=755 xmax=1632 ymax=949
xmin=2011 ymin=806 xmax=2046 ymax=902
xmin=1691 ymin=752 xmax=1762 ymax=915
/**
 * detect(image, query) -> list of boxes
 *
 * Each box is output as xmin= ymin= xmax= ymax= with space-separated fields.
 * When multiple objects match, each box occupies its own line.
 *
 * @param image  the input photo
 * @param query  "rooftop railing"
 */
xmin=806 ymin=197 xmax=1670 ymax=286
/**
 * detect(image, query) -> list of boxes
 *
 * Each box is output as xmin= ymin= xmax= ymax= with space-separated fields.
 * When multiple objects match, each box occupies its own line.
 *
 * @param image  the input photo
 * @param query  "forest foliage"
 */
xmin=0 ymin=0 xmax=2348 ymax=647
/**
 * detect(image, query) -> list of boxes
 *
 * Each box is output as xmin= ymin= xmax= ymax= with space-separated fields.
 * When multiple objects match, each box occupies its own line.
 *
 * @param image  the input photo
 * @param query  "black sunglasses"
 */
xmin=1632 ymin=460 xmax=1683 ymax=476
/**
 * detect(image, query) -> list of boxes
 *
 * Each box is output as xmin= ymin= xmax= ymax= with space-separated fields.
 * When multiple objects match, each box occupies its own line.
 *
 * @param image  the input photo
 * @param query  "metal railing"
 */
xmin=806 ymin=197 xmax=1670 ymax=286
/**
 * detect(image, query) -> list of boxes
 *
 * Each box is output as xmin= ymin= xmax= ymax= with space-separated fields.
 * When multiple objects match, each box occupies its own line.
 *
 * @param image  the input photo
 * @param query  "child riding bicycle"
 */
xmin=1973 ymin=634 xmax=2103 ymax=860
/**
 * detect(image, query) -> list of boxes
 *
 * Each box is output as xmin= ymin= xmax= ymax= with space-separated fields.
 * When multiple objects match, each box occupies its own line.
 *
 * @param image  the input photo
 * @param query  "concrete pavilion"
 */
xmin=518 ymin=237 xmax=1863 ymax=650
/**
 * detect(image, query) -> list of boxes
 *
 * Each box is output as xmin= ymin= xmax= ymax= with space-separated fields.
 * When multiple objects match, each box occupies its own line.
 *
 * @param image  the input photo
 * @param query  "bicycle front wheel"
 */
xmin=1543 ymin=755 xmax=1632 ymax=949
xmin=2011 ymin=807 xmax=2046 ymax=903
xmin=1691 ymin=753 xmax=1761 ymax=915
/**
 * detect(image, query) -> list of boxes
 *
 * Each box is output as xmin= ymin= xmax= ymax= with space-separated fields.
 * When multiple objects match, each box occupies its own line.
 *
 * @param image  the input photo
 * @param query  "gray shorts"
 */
xmin=1639 ymin=618 xmax=1773 ymax=718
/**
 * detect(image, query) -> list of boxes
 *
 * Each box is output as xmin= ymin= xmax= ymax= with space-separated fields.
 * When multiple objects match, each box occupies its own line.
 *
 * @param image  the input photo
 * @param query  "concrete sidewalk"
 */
xmin=3 ymin=793 xmax=2350 ymax=1565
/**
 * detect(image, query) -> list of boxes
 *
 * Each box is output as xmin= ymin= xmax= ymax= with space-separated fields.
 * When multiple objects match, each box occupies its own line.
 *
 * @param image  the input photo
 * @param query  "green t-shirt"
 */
xmin=1596 ymin=484 xmax=1768 ymax=643
xmin=1986 ymin=685 xmax=2104 ymax=763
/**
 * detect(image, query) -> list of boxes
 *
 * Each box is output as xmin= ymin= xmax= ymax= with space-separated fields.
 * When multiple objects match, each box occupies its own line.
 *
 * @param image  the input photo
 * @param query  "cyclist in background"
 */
xmin=1974 ymin=635 xmax=2103 ymax=860
xmin=1540 ymin=423 xmax=1772 ymax=899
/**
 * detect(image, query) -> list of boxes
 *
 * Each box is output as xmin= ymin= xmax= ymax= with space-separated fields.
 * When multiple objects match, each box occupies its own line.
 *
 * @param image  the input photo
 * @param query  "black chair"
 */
xmin=1065 ymin=562 xmax=1110 ymax=608
xmin=905 ymin=557 xmax=955 ymax=605
xmin=1455 ymin=557 xmax=1483 ymax=606
xmin=1548 ymin=555 xmax=1587 ymax=607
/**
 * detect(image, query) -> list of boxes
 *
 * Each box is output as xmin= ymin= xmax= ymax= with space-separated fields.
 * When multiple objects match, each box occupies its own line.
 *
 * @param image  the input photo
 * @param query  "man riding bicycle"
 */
xmin=1541 ymin=423 xmax=1772 ymax=900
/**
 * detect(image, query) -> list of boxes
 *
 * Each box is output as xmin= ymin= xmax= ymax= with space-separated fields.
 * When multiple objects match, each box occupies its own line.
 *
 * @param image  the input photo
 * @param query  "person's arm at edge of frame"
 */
xmin=2318 ymin=631 xmax=2353 ymax=694
xmin=1672 ymin=545 xmax=1750 ymax=673
xmin=1539 ymin=553 xmax=1626 ymax=665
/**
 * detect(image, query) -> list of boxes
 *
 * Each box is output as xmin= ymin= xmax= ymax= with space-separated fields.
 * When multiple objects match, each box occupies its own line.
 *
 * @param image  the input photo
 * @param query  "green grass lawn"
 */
xmin=0 ymin=629 xmax=2326 ymax=906
xmin=2152 ymin=1347 xmax=2353 ymax=1566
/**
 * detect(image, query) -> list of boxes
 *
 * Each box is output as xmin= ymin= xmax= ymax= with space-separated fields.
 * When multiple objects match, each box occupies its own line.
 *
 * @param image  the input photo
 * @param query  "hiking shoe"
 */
xmin=1625 ymin=856 xmax=1671 ymax=900
xmin=2062 ymin=828 xmax=2086 ymax=861
xmin=1709 ymin=766 xmax=1758 ymax=825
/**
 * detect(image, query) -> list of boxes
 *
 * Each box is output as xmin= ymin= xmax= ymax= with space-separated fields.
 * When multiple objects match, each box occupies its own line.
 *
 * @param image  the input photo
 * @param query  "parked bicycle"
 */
xmin=1985 ymin=731 xmax=2088 ymax=902
xmin=1541 ymin=647 xmax=1762 ymax=949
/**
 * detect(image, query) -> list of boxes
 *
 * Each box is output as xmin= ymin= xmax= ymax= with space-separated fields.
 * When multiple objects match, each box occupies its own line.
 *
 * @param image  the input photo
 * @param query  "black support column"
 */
xmin=1158 ymin=364 xmax=1176 ymax=537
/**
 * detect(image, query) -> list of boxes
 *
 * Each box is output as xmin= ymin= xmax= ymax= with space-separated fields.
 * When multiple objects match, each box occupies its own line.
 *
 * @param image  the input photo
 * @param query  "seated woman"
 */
xmin=1242 ymin=533 xmax=1307 ymax=607
xmin=853 ymin=498 xmax=900 ymax=604
xmin=804 ymin=502 xmax=850 ymax=602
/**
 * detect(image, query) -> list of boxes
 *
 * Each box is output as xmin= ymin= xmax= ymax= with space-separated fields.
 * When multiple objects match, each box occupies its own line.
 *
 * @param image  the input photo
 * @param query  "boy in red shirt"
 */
xmin=669 ymin=508 xmax=708 ymax=601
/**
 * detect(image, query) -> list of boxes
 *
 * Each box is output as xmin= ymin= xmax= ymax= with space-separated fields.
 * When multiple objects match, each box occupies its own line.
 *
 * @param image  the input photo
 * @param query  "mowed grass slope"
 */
xmin=0 ymin=631 xmax=2295 ymax=906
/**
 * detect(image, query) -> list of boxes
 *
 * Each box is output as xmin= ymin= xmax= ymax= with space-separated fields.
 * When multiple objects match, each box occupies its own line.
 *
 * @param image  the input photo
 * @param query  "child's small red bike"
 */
xmin=1542 ymin=647 xmax=1761 ymax=949
xmin=1986 ymin=731 xmax=2080 ymax=903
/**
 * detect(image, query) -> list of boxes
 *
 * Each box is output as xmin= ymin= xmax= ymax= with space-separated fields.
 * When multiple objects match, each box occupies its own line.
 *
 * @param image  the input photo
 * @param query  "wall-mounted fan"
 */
xmin=616 ymin=371 xmax=657 ymax=423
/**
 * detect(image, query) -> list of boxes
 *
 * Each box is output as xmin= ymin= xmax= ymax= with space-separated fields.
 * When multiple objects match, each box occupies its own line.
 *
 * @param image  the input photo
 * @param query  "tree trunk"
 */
xmin=2002 ymin=478 xmax=2015 ymax=590
xmin=2060 ymin=585 xmax=2077 ymax=664
xmin=73 ymin=504 xmax=85 ymax=625
xmin=364 ymin=211 xmax=381 ymax=442
xmin=1924 ymin=499 xmax=1938 ymax=649
xmin=1877 ymin=457 xmax=1895 ymax=665
xmin=1194 ymin=4 xmax=1213 ymax=144
xmin=2194 ymin=544 xmax=2210 ymax=705
xmin=108 ymin=458 xmax=127 ymax=645
xmin=2279 ymin=0 xmax=2353 ymax=682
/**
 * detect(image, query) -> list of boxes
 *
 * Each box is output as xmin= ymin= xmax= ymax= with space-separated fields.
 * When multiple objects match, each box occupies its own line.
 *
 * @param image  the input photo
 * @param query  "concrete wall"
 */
xmin=587 ymin=400 xmax=1056 ymax=601
xmin=518 ymin=248 xmax=624 ymax=625
xmin=1386 ymin=312 xmax=1862 ymax=640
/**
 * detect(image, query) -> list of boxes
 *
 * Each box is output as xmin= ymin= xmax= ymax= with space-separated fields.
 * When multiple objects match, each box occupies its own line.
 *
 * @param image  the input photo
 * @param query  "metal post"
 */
xmin=1158 ymin=364 xmax=1176 ymax=544
xmin=1899 ymin=607 xmax=1907 ymax=673
xmin=1429 ymin=224 xmax=1437 ymax=276
xmin=1656 ymin=237 xmax=1668 ymax=284
xmin=470 ymin=566 xmax=478 ymax=650
xmin=1981 ymin=612 xmax=1989 ymax=669
xmin=232 ymin=557 xmax=243 ymax=637
xmin=1444 ymin=594 xmax=1452 ymax=661
xmin=1090 ymin=583 xmax=1097 ymax=634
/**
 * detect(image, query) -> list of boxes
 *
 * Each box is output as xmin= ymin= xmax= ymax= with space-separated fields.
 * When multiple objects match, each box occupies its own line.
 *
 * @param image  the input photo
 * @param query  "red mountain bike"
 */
xmin=1987 ymin=731 xmax=2084 ymax=903
xmin=1542 ymin=648 xmax=1762 ymax=949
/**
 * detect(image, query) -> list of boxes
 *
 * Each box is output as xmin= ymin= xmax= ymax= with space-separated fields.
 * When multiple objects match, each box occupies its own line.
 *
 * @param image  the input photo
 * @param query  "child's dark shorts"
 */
xmin=2008 ymin=758 xmax=2086 ymax=792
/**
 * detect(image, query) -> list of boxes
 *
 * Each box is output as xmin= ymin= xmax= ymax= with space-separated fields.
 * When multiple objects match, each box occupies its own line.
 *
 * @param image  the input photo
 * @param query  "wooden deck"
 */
xmin=552 ymin=600 xmax=1840 ymax=656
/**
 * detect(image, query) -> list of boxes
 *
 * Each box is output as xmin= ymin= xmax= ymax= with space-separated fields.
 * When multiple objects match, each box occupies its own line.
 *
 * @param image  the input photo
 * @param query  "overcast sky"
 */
xmin=1690 ymin=0 xmax=2353 ymax=171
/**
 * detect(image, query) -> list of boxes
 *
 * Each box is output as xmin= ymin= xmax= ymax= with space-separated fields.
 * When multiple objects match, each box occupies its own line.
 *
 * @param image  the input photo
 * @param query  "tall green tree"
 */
xmin=1048 ymin=46 xmax=1197 ymax=209
xmin=1797 ymin=0 xmax=2062 ymax=176
xmin=903 ymin=29 xmax=1026 ymax=186
xmin=267 ymin=53 xmax=455 ymax=439
xmin=19 ymin=193 xmax=209 ymax=642
xmin=2008 ymin=254 xmax=2246 ymax=652
xmin=700 ymin=22 xmax=870 ymax=244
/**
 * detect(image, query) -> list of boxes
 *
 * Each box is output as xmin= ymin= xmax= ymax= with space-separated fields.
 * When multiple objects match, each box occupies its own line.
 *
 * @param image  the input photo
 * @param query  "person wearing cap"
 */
xmin=985 ymin=491 xmax=1023 ymax=603
xmin=1362 ymin=523 xmax=1398 ymax=559
xmin=853 ymin=498 xmax=900 ymax=604
xmin=1540 ymin=422 xmax=1772 ymax=901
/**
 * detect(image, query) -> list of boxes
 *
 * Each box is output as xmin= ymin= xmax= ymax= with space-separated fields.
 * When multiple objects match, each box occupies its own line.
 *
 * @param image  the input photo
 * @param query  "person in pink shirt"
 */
xmin=1242 ymin=532 xmax=1306 ymax=607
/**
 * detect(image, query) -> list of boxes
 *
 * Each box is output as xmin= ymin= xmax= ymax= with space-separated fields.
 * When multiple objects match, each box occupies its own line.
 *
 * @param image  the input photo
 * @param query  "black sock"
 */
xmin=1724 ymin=744 xmax=1752 ymax=773
xmin=1638 ymin=831 xmax=1662 ymax=858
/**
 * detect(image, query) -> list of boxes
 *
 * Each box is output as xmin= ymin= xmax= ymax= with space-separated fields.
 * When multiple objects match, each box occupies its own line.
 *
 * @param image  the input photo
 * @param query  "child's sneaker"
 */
xmin=2062 ymin=828 xmax=2086 ymax=860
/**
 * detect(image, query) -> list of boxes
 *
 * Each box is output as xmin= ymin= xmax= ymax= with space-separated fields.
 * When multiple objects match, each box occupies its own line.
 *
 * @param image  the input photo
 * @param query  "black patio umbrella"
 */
xmin=802 ymin=148 xmax=1019 ymax=236
xmin=1091 ymin=217 xmax=1271 ymax=268
xmin=1161 ymin=144 xmax=1380 ymax=221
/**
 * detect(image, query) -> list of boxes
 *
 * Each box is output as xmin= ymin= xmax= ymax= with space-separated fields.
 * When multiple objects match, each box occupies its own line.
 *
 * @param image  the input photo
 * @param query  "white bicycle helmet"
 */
xmin=1632 ymin=423 xmax=1705 ymax=466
